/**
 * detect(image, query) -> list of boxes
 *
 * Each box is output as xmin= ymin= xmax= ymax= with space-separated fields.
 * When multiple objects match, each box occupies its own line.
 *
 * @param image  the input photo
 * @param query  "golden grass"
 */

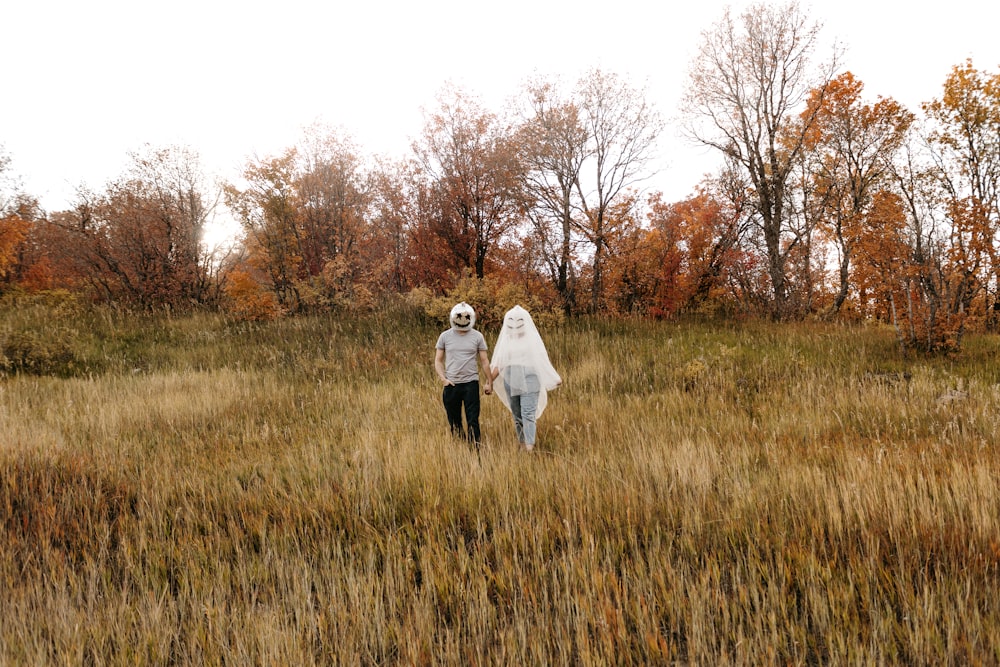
xmin=2 ymin=307 xmax=999 ymax=664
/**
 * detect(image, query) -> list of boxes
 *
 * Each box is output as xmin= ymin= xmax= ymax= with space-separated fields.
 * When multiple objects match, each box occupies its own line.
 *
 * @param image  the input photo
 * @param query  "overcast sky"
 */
xmin=2 ymin=0 xmax=999 ymax=220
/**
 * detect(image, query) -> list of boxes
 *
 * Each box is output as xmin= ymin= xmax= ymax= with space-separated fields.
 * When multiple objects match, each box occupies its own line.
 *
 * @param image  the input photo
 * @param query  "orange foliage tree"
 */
xmin=224 ymin=127 xmax=373 ymax=315
xmin=0 ymin=213 xmax=29 ymax=291
xmin=403 ymin=177 xmax=476 ymax=293
xmin=853 ymin=191 xmax=919 ymax=346
xmin=295 ymin=126 xmax=369 ymax=296
xmin=851 ymin=60 xmax=1000 ymax=352
xmin=5 ymin=196 xmax=63 ymax=294
xmin=631 ymin=179 xmax=749 ymax=318
xmin=225 ymin=151 xmax=305 ymax=313
xmin=923 ymin=60 xmax=1000 ymax=319
xmin=0 ymin=175 xmax=30 ymax=288
xmin=0 ymin=151 xmax=37 ymax=292
xmin=802 ymin=72 xmax=914 ymax=315
xmin=855 ymin=186 xmax=973 ymax=354
xmin=597 ymin=193 xmax=655 ymax=315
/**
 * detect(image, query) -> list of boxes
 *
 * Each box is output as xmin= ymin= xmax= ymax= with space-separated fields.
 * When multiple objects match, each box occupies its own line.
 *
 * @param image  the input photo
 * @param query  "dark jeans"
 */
xmin=442 ymin=380 xmax=481 ymax=446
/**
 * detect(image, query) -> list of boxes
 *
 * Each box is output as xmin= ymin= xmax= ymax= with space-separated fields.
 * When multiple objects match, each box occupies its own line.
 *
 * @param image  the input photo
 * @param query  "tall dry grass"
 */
xmin=2 ymin=298 xmax=999 ymax=664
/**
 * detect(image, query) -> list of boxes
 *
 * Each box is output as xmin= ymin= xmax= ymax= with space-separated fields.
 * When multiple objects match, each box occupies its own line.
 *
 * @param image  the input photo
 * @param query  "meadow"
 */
xmin=2 ymin=293 xmax=999 ymax=665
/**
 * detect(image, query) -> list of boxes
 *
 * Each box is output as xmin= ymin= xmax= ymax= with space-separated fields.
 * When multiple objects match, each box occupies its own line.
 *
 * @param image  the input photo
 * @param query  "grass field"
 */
xmin=2 ymin=295 xmax=999 ymax=664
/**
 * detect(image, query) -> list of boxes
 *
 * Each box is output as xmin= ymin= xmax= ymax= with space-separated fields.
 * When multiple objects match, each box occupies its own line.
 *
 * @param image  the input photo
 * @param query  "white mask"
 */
xmin=449 ymin=302 xmax=476 ymax=331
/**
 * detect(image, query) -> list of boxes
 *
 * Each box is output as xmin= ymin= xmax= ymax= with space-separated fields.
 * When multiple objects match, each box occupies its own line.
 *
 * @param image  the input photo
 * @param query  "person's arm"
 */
xmin=479 ymin=349 xmax=493 ymax=395
xmin=435 ymin=348 xmax=453 ymax=386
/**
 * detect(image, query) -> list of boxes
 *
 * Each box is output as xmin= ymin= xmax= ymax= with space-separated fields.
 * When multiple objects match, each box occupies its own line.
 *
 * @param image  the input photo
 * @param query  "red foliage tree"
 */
xmin=38 ymin=146 xmax=215 ymax=309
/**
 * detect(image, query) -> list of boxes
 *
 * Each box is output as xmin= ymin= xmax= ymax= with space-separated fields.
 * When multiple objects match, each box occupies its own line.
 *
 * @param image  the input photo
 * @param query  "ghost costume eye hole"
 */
xmin=506 ymin=315 xmax=526 ymax=337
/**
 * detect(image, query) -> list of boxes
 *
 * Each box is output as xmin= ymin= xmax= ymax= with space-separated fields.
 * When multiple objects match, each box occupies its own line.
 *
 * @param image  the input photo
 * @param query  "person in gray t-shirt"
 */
xmin=434 ymin=302 xmax=493 ymax=448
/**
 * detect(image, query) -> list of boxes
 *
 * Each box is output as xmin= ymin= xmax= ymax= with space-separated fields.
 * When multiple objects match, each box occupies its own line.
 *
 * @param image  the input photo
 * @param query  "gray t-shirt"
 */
xmin=436 ymin=328 xmax=487 ymax=383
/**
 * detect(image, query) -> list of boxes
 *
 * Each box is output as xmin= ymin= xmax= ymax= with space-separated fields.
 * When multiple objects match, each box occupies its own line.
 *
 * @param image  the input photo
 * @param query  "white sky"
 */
xmin=2 ymin=0 xmax=999 ymax=219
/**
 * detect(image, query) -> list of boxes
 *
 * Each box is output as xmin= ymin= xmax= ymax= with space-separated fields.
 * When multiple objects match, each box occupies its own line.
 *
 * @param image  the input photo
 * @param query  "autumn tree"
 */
xmin=411 ymin=85 xmax=522 ymax=283
xmin=513 ymin=77 xmax=587 ymax=315
xmin=645 ymin=173 xmax=752 ymax=316
xmin=0 ymin=150 xmax=32 ymax=291
xmin=225 ymin=150 xmax=303 ymax=312
xmin=30 ymin=197 xmax=92 ymax=293
xmin=682 ymin=1 xmax=840 ymax=317
xmin=514 ymin=70 xmax=662 ymax=314
xmin=855 ymin=61 xmax=1000 ymax=352
xmin=365 ymin=158 xmax=415 ymax=294
xmin=852 ymin=190 xmax=916 ymax=347
xmin=838 ymin=62 xmax=1000 ymax=352
xmin=783 ymin=149 xmax=830 ymax=313
xmin=295 ymin=126 xmax=368 ymax=279
xmin=0 ymin=210 xmax=31 ymax=292
xmin=294 ymin=126 xmax=372 ymax=308
xmin=803 ymin=72 xmax=914 ymax=314
xmin=592 ymin=193 xmax=650 ymax=315
xmin=0 ymin=150 xmax=54 ymax=293
xmin=400 ymin=176 xmax=468 ymax=292
xmin=576 ymin=70 xmax=664 ymax=312
xmin=44 ymin=146 xmax=216 ymax=309
xmin=3 ymin=196 xmax=57 ymax=294
xmin=922 ymin=60 xmax=1000 ymax=315
xmin=880 ymin=137 xmax=975 ymax=353
xmin=225 ymin=127 xmax=375 ymax=314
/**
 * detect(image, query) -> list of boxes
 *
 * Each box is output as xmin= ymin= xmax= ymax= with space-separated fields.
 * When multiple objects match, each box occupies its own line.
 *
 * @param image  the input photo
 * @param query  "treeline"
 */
xmin=2 ymin=2 xmax=999 ymax=353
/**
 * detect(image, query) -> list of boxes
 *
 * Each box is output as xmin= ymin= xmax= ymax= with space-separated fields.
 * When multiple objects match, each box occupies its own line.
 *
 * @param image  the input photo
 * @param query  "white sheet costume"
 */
xmin=490 ymin=305 xmax=561 ymax=449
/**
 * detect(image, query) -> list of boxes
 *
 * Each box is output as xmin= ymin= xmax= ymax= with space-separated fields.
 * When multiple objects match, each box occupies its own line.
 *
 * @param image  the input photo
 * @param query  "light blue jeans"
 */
xmin=508 ymin=390 xmax=539 ymax=446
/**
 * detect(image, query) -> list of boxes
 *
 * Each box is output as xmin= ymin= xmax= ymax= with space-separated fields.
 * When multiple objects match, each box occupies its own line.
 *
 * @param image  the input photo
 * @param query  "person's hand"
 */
xmin=484 ymin=381 xmax=493 ymax=395
xmin=440 ymin=376 xmax=454 ymax=386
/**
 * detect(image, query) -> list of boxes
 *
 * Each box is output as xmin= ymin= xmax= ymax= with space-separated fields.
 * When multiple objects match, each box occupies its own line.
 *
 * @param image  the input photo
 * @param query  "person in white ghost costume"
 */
xmin=490 ymin=305 xmax=561 ymax=451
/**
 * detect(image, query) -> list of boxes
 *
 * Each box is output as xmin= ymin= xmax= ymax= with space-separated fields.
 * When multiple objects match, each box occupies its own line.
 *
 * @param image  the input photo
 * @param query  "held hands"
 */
xmin=484 ymin=363 xmax=496 ymax=395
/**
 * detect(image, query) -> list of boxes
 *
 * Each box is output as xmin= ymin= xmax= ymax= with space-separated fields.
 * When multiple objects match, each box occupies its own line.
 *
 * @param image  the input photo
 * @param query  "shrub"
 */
xmin=409 ymin=273 xmax=565 ymax=331
xmin=222 ymin=269 xmax=284 ymax=321
xmin=0 ymin=330 xmax=80 ymax=377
